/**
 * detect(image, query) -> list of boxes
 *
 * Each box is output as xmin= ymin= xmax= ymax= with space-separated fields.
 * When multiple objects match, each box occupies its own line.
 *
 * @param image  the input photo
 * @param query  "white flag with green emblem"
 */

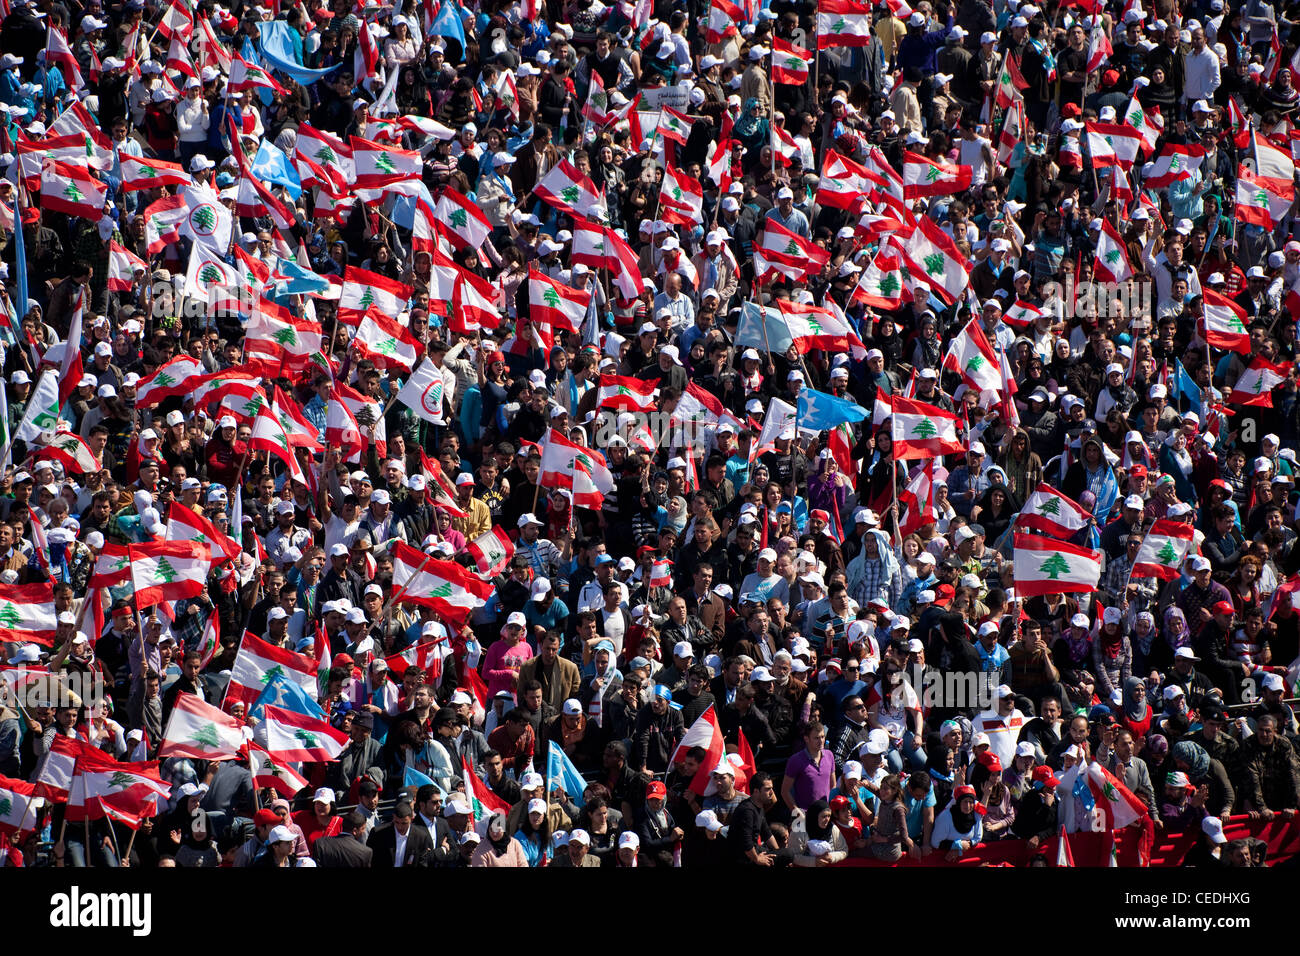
xmin=395 ymin=357 xmax=450 ymax=425
xmin=159 ymin=692 xmax=247 ymax=760
xmin=14 ymin=368 xmax=61 ymax=442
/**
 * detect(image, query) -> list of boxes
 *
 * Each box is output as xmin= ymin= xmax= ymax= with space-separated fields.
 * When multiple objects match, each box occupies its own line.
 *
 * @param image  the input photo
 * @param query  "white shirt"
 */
xmin=1183 ymin=47 xmax=1221 ymax=102
xmin=394 ymin=826 xmax=409 ymax=867
xmin=974 ymin=708 xmax=1026 ymax=767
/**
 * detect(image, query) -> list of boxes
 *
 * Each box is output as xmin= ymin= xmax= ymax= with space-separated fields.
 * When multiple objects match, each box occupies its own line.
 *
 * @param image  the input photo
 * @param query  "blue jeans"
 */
xmin=884 ymin=732 xmax=927 ymax=773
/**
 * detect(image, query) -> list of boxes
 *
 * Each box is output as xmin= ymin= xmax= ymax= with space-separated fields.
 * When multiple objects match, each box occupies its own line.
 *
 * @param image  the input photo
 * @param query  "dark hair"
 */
xmin=520 ymin=679 xmax=543 ymax=694
xmin=393 ymin=801 xmax=415 ymax=820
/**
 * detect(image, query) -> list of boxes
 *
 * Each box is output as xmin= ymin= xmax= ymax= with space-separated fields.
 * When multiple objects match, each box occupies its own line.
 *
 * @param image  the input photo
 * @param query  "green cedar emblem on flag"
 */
xmin=1154 ymin=541 xmax=1179 ymax=564
xmin=1037 ymin=553 xmax=1071 ymax=579
xmin=154 ymin=557 xmax=180 ymax=583
xmin=0 ymin=604 xmax=20 ymax=628
xmin=190 ymin=723 xmax=221 ymax=748
xmin=374 ymin=152 xmax=398 ymax=173
xmin=560 ymin=185 xmax=581 ymax=204
xmin=910 ymin=418 xmax=938 ymax=439
xmin=923 ymin=253 xmax=945 ymax=276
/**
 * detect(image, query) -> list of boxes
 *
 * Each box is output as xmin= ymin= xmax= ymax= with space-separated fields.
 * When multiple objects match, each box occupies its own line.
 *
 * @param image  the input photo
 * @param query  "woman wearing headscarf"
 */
xmin=659 ymin=495 xmax=689 ymax=537
xmin=995 ymin=428 xmax=1042 ymax=504
xmin=1090 ymin=610 xmax=1132 ymax=702
xmin=806 ymin=451 xmax=850 ymax=526
xmin=789 ymin=797 xmax=849 ymax=865
xmin=470 ymin=812 xmax=529 ymax=867
xmin=1257 ymin=65 xmax=1300 ymax=116
xmin=1129 ymin=611 xmax=1160 ymax=676
xmin=931 ymin=784 xmax=985 ymax=860
xmin=733 ymin=97 xmax=770 ymax=166
xmin=1146 ymin=606 xmax=1191 ymax=676
xmin=925 ymin=744 xmax=959 ymax=812
xmin=970 ymin=474 xmax=1020 ymax=545
xmin=1046 ymin=336 xmax=1077 ymax=394
xmin=1061 ymin=435 xmax=1119 ymax=523
xmin=1159 ymin=430 xmax=1198 ymax=507
xmin=1168 ymin=739 xmax=1235 ymax=819
xmin=1117 ymin=676 xmax=1152 ymax=740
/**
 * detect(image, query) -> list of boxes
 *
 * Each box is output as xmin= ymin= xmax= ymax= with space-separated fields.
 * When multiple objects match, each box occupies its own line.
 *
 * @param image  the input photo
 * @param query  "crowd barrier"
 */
xmin=832 ymin=815 xmax=1300 ymax=867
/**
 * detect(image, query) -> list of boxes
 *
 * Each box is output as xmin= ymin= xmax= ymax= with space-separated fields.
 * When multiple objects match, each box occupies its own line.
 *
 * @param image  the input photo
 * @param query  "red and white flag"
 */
xmin=901 ymin=217 xmax=971 ymax=303
xmin=1236 ymin=165 xmax=1293 ymax=229
xmin=1013 ymin=532 xmax=1102 ymax=597
xmin=389 ymin=541 xmax=495 ymax=620
xmin=528 ymin=269 xmax=590 ymax=334
xmin=877 ymin=393 xmax=966 ymax=460
xmin=902 ymin=150 xmax=973 ymax=199
xmin=704 ymin=0 xmax=742 ymax=43
xmin=772 ymin=37 xmax=812 ymax=84
xmin=777 ymin=300 xmax=866 ymax=358
xmin=107 ymin=240 xmax=147 ymax=291
xmin=670 ymin=704 xmax=726 ymax=795
xmin=816 ymin=0 xmax=874 ymax=48
xmin=224 ymin=632 xmax=319 ymax=713
xmin=0 ymin=582 xmax=57 ymax=645
xmin=817 ymin=151 xmax=874 ymax=211
xmin=466 ymin=526 xmax=515 ymax=577
xmin=1200 ymin=290 xmax=1251 ymax=354
xmin=942 ymin=317 xmax=1002 ymax=397
xmin=1131 ymin=519 xmax=1196 ymax=580
xmin=432 ymin=186 xmax=492 ymax=251
xmin=538 ymin=428 xmax=615 ymax=508
xmin=1092 ymin=218 xmax=1133 ymax=283
xmin=119 ymin=155 xmax=192 ymax=191
xmin=1017 ymin=483 xmax=1093 ymax=539
xmin=897 ymin=461 xmax=936 ymax=537
xmin=337 ymin=265 xmax=412 ymax=325
xmin=256 ymin=705 xmax=348 ymax=761
xmin=351 ymin=135 xmax=421 ymax=188
xmin=39 ymin=160 xmax=106 ymax=219
xmin=533 ymin=159 xmax=607 ymax=221
xmin=159 ymin=693 xmax=247 ymax=760
xmin=248 ymin=741 xmax=311 ymax=797
xmin=1228 ymin=355 xmax=1292 ymax=407
xmin=597 ymin=374 xmax=658 ymax=411
xmin=758 ymin=218 xmax=830 ymax=280
xmin=1143 ymin=143 xmax=1204 ymax=189
xmin=353 ymin=308 xmax=422 ymax=372
xmin=659 ymin=163 xmax=704 ymax=226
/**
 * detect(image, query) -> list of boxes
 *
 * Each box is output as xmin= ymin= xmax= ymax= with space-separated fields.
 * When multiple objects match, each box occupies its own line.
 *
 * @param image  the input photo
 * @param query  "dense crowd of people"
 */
xmin=0 ymin=0 xmax=1297 ymax=870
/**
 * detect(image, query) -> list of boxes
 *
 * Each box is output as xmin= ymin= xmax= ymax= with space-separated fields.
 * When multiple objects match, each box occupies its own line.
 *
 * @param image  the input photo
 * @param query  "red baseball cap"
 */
xmin=1032 ymin=765 xmax=1060 ymax=788
xmin=486 ymin=350 xmax=506 ymax=365
xmin=977 ymin=751 xmax=1003 ymax=773
xmin=646 ymin=781 xmax=667 ymax=799
xmin=1128 ymin=464 xmax=1148 ymax=478
xmin=1212 ymin=601 xmax=1235 ymax=616
xmin=254 ymin=808 xmax=280 ymax=826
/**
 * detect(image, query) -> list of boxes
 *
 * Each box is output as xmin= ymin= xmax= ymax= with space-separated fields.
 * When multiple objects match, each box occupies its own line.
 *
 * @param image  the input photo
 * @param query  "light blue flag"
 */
xmin=271 ymin=259 xmax=331 ymax=298
xmin=404 ymin=766 xmax=443 ymax=792
xmin=390 ymin=179 xmax=438 ymax=229
xmin=249 ymin=669 xmax=326 ymax=721
xmin=252 ymin=141 xmax=302 ymax=200
xmin=259 ymin=21 xmax=339 ymax=85
xmin=429 ymin=1 xmax=467 ymax=45
xmin=797 ymin=387 xmax=868 ymax=430
xmin=734 ymin=300 xmax=793 ymax=354
xmin=546 ymin=739 xmax=588 ymax=798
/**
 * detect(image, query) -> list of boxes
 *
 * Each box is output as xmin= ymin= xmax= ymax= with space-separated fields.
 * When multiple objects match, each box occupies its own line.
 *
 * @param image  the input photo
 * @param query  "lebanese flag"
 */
xmin=79 ymin=762 xmax=171 ymax=825
xmin=454 ymin=270 xmax=500 ymax=333
xmin=31 ymin=429 xmax=102 ymax=476
xmin=533 ymin=159 xmax=606 ymax=221
xmin=354 ymin=308 xmax=422 ymax=372
xmin=1085 ymin=121 xmax=1141 ymax=169
xmin=0 ymin=582 xmax=57 ymax=645
xmin=433 ymin=186 xmax=492 ymax=252
xmin=106 ymin=241 xmax=147 ymax=292
xmin=257 ymin=705 xmax=348 ymax=761
xmin=817 ymin=0 xmax=873 ymax=48
xmin=598 ymin=374 xmax=658 ymax=411
xmin=898 ymin=461 xmax=936 ymax=537
xmin=659 ymin=107 xmax=695 ymax=148
xmin=602 ymin=224 xmax=644 ymax=300
xmin=389 ymin=541 xmax=495 ymax=618
xmin=166 ymin=502 xmax=242 ymax=563
xmin=351 ymin=135 xmax=421 ymax=188
xmin=1236 ymin=165 xmax=1293 ymax=229
xmin=384 ymin=641 xmax=446 ymax=683
xmin=997 ymin=99 xmax=1024 ymax=166
xmin=229 ymin=50 xmax=287 ymax=94
xmin=878 ymin=394 xmax=966 ymax=460
xmin=1109 ymin=163 xmax=1134 ymax=204
xmin=649 ymin=559 xmax=673 ymax=588
xmin=248 ymin=741 xmax=311 ymax=798
xmin=671 ymin=705 xmax=726 ymax=795
xmin=223 ymin=632 xmax=318 ymax=713
xmin=1058 ymin=759 xmax=1150 ymax=832
xmin=1085 ymin=15 xmax=1112 ymax=71
xmin=132 ymin=541 xmax=213 ymax=607
xmin=901 ymin=216 xmax=970 ymax=304
xmin=1254 ymin=132 xmax=1296 ymax=195
xmin=704 ymin=0 xmax=742 ymax=43
xmin=156 ymin=0 xmax=194 ymax=42
xmin=852 ymin=251 xmax=910 ymax=309
xmin=528 ymin=269 xmax=590 ymax=334
xmin=942 ymin=317 xmax=1002 ymax=397
xmin=1093 ymin=218 xmax=1133 ymax=283
xmin=1131 ymin=519 xmax=1196 ymax=580
xmin=659 ymin=163 xmax=704 ymax=226
xmin=993 ymin=53 xmax=1028 ymax=113
xmin=671 ymin=381 xmax=744 ymax=435
xmin=538 ymin=427 xmax=615 ymax=508
xmin=571 ymin=217 xmax=611 ymax=269
xmin=1017 ymin=483 xmax=1093 ymax=539
xmin=777 ymin=300 xmax=866 ymax=358
xmin=1124 ymin=97 xmax=1161 ymax=154
xmin=250 ymin=404 xmax=309 ymax=485
xmin=32 ymin=736 xmax=114 ymax=802
xmin=39 ymin=160 xmax=106 ymax=219
xmin=1143 ymin=142 xmax=1204 ymax=189
xmin=337 ymin=265 xmax=411 ymax=325
xmin=44 ymin=25 xmax=84 ymax=90
xmin=194 ymin=609 xmax=220 ymax=669
xmin=1056 ymin=826 xmax=1075 ymax=866
xmin=1200 ymin=289 xmax=1251 ymax=354
xmin=142 ymin=194 xmax=190 ymax=254
xmin=419 ymin=449 xmax=468 ymax=518
xmin=119 ymin=154 xmax=192 ymax=191
xmin=55 ymin=289 xmax=84 ymax=407
xmin=902 ymin=151 xmax=972 ymax=199
xmin=325 ymin=396 xmax=364 ymax=461
xmin=772 ymin=37 xmax=812 ymax=84
xmin=817 ymin=151 xmax=873 ymax=211
xmin=462 ymin=755 xmax=512 ymax=822
xmin=1004 ymin=299 xmax=1045 ymax=329
xmin=758 ymin=218 xmax=830 ymax=279
xmin=158 ymin=692 xmax=247 ymax=760
xmin=296 ymin=124 xmax=355 ymax=188
xmin=0 ymin=775 xmax=39 ymax=835
xmin=1013 ymin=531 xmax=1102 ymax=597
xmin=136 ymin=356 xmax=202 ymax=408
xmin=466 ymin=526 xmax=515 ymax=577
xmin=1228 ymin=355 xmax=1292 ymax=407
xmin=581 ymin=70 xmax=612 ymax=126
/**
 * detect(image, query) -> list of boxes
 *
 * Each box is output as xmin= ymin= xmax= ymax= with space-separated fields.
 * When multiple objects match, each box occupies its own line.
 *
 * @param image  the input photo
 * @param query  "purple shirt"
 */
xmin=784 ymin=747 xmax=834 ymax=810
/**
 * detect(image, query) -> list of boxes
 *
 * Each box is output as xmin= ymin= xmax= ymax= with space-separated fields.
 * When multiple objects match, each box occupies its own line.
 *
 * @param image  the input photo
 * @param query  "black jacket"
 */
xmin=367 ymin=822 xmax=434 ymax=868
xmin=313 ymin=833 xmax=374 ymax=868
xmin=632 ymin=705 xmax=685 ymax=773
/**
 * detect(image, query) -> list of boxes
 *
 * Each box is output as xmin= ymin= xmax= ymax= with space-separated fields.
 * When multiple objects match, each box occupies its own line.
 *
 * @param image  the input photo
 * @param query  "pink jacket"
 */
xmin=483 ymin=638 xmax=534 ymax=696
xmin=470 ymin=839 xmax=528 ymax=867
